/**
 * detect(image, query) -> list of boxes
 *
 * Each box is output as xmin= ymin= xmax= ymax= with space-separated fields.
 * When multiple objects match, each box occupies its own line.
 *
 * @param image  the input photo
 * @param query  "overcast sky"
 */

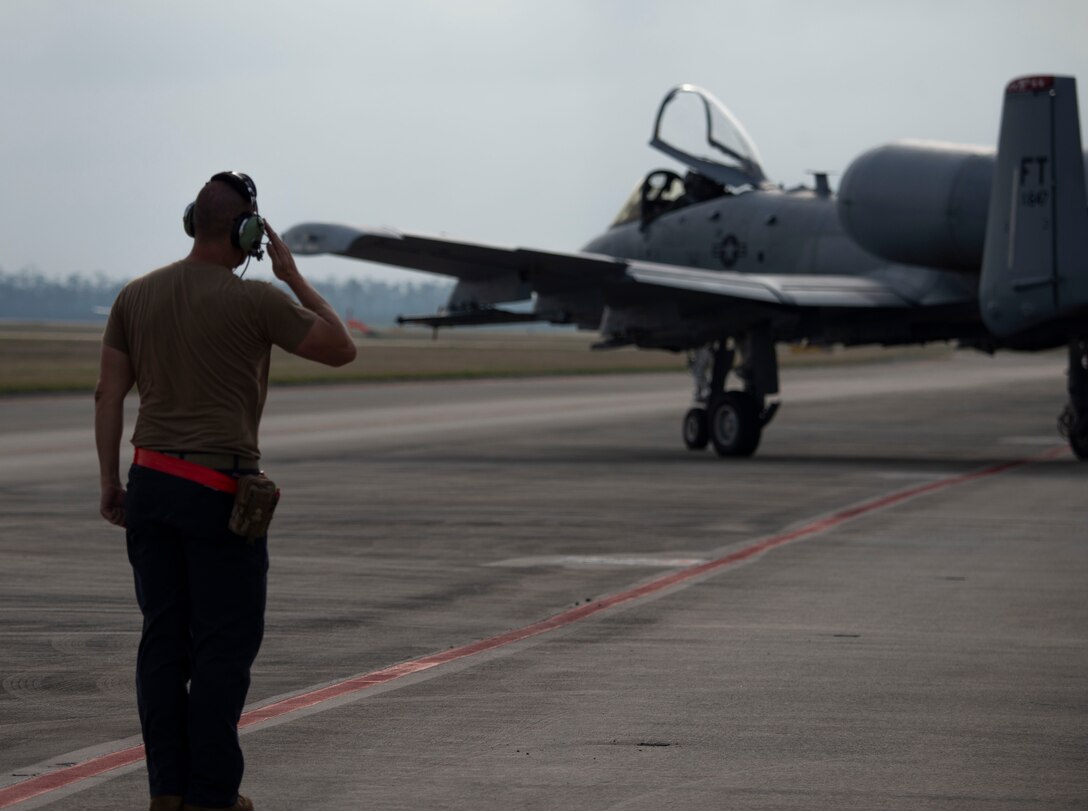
xmin=2 ymin=0 xmax=1086 ymax=285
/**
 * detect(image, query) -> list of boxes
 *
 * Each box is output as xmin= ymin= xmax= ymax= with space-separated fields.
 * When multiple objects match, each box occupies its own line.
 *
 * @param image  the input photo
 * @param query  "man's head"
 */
xmin=184 ymin=172 xmax=265 ymax=267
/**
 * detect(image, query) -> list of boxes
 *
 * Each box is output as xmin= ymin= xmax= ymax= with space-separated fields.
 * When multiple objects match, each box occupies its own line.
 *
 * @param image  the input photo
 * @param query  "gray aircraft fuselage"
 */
xmin=578 ymin=184 xmax=980 ymax=351
xmin=585 ymin=188 xmax=867 ymax=276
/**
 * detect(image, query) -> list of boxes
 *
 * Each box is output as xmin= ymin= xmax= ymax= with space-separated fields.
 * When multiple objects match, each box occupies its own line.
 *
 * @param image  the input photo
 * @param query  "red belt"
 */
xmin=133 ymin=448 xmax=239 ymax=494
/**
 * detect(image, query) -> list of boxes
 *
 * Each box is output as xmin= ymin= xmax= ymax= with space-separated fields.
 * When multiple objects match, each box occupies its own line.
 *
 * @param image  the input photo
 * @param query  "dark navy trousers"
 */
xmin=125 ymin=464 xmax=268 ymax=807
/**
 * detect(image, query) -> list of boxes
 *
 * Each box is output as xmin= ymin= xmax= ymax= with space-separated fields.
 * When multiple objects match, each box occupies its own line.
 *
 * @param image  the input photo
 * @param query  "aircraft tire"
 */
xmin=1070 ymin=429 xmax=1088 ymax=460
xmin=682 ymin=407 xmax=710 ymax=450
xmin=709 ymin=392 xmax=762 ymax=458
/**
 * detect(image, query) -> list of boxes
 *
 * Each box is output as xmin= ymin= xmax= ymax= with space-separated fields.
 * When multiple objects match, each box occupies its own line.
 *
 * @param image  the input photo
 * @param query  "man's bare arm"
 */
xmin=95 ymin=344 xmax=135 ymax=527
xmin=264 ymin=220 xmax=357 ymax=367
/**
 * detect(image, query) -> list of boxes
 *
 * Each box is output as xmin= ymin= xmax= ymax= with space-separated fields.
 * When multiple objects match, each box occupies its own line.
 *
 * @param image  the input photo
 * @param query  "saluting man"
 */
xmin=94 ymin=172 xmax=356 ymax=811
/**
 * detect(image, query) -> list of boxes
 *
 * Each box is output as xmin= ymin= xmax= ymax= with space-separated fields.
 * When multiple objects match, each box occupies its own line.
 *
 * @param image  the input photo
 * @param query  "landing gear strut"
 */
xmin=1059 ymin=337 xmax=1088 ymax=460
xmin=683 ymin=329 xmax=780 ymax=457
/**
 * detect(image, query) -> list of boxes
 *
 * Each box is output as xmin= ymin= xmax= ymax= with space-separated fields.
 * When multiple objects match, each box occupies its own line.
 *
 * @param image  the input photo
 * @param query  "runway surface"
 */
xmin=0 ymin=350 xmax=1085 ymax=809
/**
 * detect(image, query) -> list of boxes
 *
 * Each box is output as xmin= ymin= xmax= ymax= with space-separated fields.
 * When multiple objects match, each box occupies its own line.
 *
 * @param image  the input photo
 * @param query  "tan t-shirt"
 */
xmin=103 ymin=260 xmax=317 ymax=459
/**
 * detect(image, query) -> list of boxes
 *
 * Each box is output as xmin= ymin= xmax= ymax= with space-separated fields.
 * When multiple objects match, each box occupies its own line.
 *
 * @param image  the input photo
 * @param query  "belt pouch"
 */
xmin=228 ymin=475 xmax=280 ymax=541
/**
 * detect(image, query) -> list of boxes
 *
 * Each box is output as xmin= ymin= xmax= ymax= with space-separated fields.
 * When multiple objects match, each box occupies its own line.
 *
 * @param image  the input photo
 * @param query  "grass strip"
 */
xmin=0 ymin=323 xmax=953 ymax=396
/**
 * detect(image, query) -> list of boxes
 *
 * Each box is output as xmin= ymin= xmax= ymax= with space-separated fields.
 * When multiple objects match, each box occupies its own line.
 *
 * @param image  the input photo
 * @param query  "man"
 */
xmin=95 ymin=172 xmax=356 ymax=811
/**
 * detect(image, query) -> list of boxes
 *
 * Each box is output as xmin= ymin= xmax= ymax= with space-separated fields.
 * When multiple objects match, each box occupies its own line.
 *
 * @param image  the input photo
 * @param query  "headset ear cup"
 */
xmin=235 ymin=214 xmax=266 ymax=256
xmin=183 ymin=202 xmax=196 ymax=237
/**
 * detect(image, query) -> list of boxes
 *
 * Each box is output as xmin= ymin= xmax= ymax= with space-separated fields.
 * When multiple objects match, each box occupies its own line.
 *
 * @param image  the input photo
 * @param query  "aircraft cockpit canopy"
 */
xmin=650 ymin=84 xmax=768 ymax=190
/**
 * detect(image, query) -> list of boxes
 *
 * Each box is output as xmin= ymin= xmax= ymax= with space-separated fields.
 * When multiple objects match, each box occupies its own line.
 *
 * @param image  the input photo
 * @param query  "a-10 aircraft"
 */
xmin=284 ymin=75 xmax=1088 ymax=461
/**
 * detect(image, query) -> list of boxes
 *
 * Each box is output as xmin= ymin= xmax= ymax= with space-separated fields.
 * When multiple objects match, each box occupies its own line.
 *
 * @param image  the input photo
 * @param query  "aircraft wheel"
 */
xmin=682 ymin=407 xmax=709 ymax=450
xmin=709 ymin=392 xmax=762 ymax=458
xmin=1070 ymin=428 xmax=1088 ymax=460
xmin=1059 ymin=405 xmax=1088 ymax=460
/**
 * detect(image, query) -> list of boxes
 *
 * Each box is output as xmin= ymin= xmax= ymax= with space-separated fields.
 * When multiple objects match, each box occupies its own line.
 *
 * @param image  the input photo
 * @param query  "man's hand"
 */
xmin=263 ymin=220 xmax=358 ymax=367
xmin=95 ymin=343 xmax=135 ymax=529
xmin=264 ymin=221 xmax=301 ymax=284
xmin=100 ymin=483 xmax=126 ymax=527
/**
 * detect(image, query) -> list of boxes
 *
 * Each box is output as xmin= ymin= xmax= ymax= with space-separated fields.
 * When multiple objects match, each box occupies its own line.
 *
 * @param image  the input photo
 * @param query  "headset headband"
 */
xmin=209 ymin=171 xmax=257 ymax=206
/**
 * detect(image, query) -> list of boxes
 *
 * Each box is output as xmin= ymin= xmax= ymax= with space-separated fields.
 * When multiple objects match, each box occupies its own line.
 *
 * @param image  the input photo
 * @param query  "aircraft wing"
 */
xmin=283 ymin=223 xmax=626 ymax=283
xmin=283 ymin=223 xmax=933 ymax=312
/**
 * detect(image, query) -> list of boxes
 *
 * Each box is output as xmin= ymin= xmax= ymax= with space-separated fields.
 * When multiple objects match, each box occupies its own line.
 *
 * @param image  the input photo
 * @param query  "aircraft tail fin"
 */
xmin=980 ymin=75 xmax=1088 ymax=338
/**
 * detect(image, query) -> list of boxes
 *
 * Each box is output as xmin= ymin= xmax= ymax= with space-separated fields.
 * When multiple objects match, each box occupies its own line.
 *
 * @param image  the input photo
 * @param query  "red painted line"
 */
xmin=0 ymin=745 xmax=145 ymax=807
xmin=0 ymin=448 xmax=1066 ymax=808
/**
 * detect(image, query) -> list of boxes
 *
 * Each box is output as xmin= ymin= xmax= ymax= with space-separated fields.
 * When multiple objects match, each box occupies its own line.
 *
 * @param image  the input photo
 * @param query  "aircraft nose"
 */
xmin=282 ymin=224 xmax=333 ymax=255
xmin=283 ymin=223 xmax=403 ymax=256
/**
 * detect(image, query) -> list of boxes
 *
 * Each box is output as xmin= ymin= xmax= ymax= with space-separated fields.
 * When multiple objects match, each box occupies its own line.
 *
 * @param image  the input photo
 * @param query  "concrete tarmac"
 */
xmin=0 ymin=351 xmax=1085 ymax=809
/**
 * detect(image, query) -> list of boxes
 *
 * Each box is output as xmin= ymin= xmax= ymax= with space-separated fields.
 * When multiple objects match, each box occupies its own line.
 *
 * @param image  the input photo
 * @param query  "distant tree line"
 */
xmin=0 ymin=268 xmax=454 ymax=326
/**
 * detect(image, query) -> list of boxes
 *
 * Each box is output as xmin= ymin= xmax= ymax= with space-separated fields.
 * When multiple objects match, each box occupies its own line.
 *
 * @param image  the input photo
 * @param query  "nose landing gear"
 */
xmin=684 ymin=330 xmax=780 ymax=458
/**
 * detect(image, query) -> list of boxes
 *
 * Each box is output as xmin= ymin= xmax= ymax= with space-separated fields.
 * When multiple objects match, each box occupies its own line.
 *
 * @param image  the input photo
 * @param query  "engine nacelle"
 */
xmin=837 ymin=141 xmax=994 ymax=272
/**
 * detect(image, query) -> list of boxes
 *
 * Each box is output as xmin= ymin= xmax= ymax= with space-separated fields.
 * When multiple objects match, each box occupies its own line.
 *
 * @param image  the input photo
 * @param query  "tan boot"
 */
xmin=181 ymin=796 xmax=254 ymax=811
xmin=149 ymin=797 xmax=183 ymax=811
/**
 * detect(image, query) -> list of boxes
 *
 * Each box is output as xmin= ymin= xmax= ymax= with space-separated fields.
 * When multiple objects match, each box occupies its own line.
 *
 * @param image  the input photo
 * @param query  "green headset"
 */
xmin=182 ymin=171 xmax=266 ymax=260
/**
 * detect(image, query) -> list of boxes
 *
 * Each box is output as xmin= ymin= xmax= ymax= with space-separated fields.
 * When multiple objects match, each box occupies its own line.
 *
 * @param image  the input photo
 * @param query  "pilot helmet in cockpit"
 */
xmin=683 ymin=171 xmax=726 ymax=203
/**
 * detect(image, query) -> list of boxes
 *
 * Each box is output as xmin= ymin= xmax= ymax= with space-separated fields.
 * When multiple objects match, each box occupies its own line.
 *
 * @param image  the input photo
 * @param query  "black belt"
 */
xmin=158 ymin=450 xmax=260 ymax=470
